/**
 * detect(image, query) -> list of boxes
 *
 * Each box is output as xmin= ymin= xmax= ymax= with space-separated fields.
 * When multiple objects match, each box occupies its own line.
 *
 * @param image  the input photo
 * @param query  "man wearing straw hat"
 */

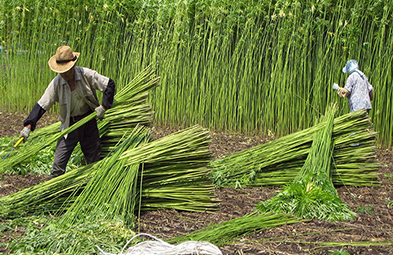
xmin=334 ymin=59 xmax=374 ymax=113
xmin=20 ymin=45 xmax=115 ymax=178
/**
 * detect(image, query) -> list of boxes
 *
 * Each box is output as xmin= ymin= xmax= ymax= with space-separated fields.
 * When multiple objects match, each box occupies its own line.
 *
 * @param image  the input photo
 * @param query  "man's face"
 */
xmin=60 ymin=67 xmax=75 ymax=81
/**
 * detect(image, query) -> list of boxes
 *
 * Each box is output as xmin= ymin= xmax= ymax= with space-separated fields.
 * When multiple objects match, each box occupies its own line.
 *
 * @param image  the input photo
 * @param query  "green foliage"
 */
xmin=384 ymin=173 xmax=392 ymax=179
xmin=1 ymin=0 xmax=393 ymax=147
xmin=7 ymin=214 xmax=135 ymax=254
xmin=329 ymin=250 xmax=352 ymax=255
xmin=0 ymin=135 xmax=82 ymax=175
xmin=356 ymin=206 xmax=374 ymax=214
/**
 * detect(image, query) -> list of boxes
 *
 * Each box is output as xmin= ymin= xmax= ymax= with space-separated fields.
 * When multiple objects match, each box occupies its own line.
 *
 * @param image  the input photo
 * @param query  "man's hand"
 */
xmin=20 ymin=126 xmax=31 ymax=142
xmin=95 ymin=105 xmax=106 ymax=119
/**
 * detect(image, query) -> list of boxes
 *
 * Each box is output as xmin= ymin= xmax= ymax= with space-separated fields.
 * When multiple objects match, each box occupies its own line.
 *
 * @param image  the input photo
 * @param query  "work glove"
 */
xmin=20 ymin=127 xmax=31 ymax=142
xmin=337 ymin=87 xmax=349 ymax=98
xmin=95 ymin=105 xmax=106 ymax=120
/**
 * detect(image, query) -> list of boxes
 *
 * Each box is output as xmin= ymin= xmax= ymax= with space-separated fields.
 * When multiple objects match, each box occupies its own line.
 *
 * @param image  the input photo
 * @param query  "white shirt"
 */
xmin=37 ymin=66 xmax=109 ymax=131
xmin=344 ymin=71 xmax=373 ymax=112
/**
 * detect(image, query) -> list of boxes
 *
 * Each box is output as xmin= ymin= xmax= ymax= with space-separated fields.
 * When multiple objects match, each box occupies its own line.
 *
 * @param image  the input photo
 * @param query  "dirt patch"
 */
xmin=1 ymin=112 xmax=393 ymax=254
xmin=0 ymin=111 xmax=58 ymax=138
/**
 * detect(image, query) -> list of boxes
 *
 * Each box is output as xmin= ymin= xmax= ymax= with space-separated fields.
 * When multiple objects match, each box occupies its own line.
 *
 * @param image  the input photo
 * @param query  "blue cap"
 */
xmin=342 ymin=59 xmax=359 ymax=74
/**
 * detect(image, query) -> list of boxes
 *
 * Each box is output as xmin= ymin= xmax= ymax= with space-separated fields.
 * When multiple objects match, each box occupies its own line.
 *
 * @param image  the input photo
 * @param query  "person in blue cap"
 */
xmin=334 ymin=59 xmax=374 ymax=113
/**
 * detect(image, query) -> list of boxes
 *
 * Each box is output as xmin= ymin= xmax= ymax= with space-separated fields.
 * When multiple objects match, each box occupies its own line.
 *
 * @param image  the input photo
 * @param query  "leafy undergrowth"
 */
xmin=1 ymin=213 xmax=135 ymax=254
xmin=0 ymin=136 xmax=83 ymax=175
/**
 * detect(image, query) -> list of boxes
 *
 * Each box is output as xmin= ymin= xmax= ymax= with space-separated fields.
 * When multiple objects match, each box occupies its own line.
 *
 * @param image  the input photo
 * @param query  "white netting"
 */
xmin=96 ymin=233 xmax=223 ymax=255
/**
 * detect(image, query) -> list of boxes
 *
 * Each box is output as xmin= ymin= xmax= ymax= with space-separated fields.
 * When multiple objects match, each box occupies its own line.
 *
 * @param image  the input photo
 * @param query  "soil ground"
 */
xmin=0 ymin=112 xmax=392 ymax=255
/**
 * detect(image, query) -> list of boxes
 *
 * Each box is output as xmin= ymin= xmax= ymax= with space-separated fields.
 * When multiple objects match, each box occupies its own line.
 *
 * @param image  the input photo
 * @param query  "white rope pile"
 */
xmin=97 ymin=233 xmax=223 ymax=255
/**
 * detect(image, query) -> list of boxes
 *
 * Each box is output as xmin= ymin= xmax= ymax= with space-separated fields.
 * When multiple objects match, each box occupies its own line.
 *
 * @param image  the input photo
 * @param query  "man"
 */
xmin=335 ymin=59 xmax=374 ymax=113
xmin=20 ymin=45 xmax=115 ymax=178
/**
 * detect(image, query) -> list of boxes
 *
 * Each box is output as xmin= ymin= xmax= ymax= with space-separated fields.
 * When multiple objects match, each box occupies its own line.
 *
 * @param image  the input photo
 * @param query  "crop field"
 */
xmin=1 ymin=0 xmax=393 ymax=254
xmin=0 ymin=112 xmax=393 ymax=254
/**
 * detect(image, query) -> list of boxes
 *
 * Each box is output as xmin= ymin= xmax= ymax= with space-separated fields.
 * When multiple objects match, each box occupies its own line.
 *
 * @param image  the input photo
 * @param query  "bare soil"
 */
xmin=1 ymin=112 xmax=393 ymax=255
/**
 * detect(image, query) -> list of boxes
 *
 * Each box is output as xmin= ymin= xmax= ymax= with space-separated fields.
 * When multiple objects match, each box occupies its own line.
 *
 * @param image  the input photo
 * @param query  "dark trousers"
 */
xmin=51 ymin=117 xmax=100 ymax=178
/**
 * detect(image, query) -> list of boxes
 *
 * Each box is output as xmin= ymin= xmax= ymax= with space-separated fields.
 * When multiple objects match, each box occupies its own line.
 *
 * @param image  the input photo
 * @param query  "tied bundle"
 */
xmin=256 ymin=105 xmax=357 ymax=221
xmin=211 ymin=109 xmax=378 ymax=188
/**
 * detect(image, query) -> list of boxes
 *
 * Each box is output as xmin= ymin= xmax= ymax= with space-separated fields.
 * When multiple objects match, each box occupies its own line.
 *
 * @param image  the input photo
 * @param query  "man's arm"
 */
xmin=95 ymin=78 xmax=115 ymax=119
xmin=20 ymin=103 xmax=46 ymax=141
xmin=23 ymin=103 xmax=46 ymax=131
xmin=101 ymin=78 xmax=115 ymax=109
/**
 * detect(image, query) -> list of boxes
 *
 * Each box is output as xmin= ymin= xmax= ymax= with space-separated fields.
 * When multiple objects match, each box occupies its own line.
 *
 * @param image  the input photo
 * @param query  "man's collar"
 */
xmin=59 ymin=66 xmax=81 ymax=85
xmin=74 ymin=66 xmax=82 ymax=81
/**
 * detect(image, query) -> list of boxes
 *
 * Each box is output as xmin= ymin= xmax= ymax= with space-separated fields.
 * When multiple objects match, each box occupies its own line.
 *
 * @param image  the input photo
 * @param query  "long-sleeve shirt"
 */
xmin=24 ymin=66 xmax=115 ymax=131
xmin=344 ymin=70 xmax=373 ymax=112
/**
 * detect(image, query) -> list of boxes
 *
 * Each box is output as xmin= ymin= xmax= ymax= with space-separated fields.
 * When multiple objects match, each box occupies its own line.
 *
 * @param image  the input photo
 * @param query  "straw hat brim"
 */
xmin=48 ymin=52 xmax=80 ymax=73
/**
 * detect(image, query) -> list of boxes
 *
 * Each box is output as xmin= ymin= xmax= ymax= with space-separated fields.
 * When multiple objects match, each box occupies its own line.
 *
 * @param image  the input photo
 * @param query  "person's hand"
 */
xmin=95 ymin=105 xmax=105 ymax=120
xmin=337 ymin=87 xmax=349 ymax=98
xmin=20 ymin=127 xmax=31 ymax=142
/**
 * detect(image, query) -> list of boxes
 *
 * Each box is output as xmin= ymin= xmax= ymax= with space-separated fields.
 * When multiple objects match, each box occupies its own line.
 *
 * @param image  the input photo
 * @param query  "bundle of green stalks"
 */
xmin=169 ymin=212 xmax=304 ymax=247
xmin=60 ymin=124 xmax=216 ymax=226
xmin=256 ymin=105 xmax=357 ymax=221
xmin=132 ymin=126 xmax=217 ymax=212
xmin=0 ymin=66 xmax=159 ymax=173
xmin=211 ymin=109 xmax=379 ymax=188
xmin=59 ymin=125 xmax=151 ymax=226
xmin=0 ymin=125 xmax=217 ymax=219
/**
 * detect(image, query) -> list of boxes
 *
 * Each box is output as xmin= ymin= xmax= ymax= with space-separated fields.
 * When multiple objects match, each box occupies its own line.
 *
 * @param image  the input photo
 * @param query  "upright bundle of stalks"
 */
xmin=169 ymin=212 xmax=304 ymax=246
xmin=0 ymin=66 xmax=159 ymax=173
xmin=211 ymin=109 xmax=378 ymax=188
xmin=256 ymin=105 xmax=357 ymax=221
xmin=0 ymin=125 xmax=217 ymax=219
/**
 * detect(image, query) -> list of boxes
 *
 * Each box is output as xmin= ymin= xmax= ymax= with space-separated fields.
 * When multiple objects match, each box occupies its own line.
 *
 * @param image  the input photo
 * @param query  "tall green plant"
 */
xmin=1 ymin=0 xmax=393 ymax=146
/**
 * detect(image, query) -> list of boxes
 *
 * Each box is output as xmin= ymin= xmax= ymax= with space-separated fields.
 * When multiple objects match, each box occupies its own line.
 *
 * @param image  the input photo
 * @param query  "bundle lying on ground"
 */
xmin=59 ymin=125 xmax=151 ymax=226
xmin=0 ymin=66 xmax=159 ymax=173
xmin=0 ymin=125 xmax=218 ymax=219
xmin=123 ymin=126 xmax=216 ymax=212
xmin=256 ymin=105 xmax=357 ymax=221
xmin=168 ymin=212 xmax=304 ymax=246
xmin=211 ymin=109 xmax=378 ymax=187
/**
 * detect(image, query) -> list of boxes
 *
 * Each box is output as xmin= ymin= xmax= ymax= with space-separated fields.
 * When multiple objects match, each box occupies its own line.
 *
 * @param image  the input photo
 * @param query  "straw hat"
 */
xmin=48 ymin=45 xmax=80 ymax=73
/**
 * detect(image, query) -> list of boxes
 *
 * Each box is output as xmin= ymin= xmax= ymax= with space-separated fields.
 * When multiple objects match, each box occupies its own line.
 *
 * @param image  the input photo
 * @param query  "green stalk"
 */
xmin=169 ymin=212 xmax=305 ymax=246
